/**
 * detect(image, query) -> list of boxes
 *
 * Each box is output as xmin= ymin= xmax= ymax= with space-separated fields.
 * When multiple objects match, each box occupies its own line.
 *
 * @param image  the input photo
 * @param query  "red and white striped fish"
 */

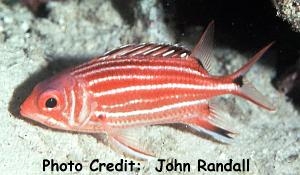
xmin=20 ymin=22 xmax=275 ymax=160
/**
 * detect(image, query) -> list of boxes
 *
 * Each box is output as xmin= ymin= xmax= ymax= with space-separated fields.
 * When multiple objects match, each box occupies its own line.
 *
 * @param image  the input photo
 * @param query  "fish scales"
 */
xmin=20 ymin=21 xmax=275 ymax=160
xmin=71 ymin=57 xmax=230 ymax=119
xmin=98 ymin=99 xmax=209 ymax=127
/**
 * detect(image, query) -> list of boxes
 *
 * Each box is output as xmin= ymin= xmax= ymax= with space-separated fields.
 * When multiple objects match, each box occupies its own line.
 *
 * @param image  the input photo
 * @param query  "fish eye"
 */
xmin=38 ymin=89 xmax=63 ymax=111
xmin=45 ymin=97 xmax=57 ymax=108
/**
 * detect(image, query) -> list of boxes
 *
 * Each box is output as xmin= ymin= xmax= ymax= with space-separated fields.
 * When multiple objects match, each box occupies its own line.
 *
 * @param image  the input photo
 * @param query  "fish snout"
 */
xmin=20 ymin=95 xmax=35 ymax=118
xmin=20 ymin=101 xmax=30 ymax=117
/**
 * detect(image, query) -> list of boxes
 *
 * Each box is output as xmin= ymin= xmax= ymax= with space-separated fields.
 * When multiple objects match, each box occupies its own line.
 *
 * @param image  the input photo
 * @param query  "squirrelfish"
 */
xmin=20 ymin=22 xmax=275 ymax=160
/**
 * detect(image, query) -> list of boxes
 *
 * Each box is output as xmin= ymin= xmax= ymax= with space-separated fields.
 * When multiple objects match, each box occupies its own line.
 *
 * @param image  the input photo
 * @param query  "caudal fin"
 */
xmin=230 ymin=42 xmax=276 ymax=111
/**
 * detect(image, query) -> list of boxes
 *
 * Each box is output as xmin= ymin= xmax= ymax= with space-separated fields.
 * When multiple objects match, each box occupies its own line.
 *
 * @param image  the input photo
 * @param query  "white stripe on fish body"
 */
xmin=70 ymin=56 xmax=197 ymax=76
xmin=90 ymin=100 xmax=208 ymax=127
xmin=100 ymin=94 xmax=199 ymax=110
xmin=92 ymin=83 xmax=237 ymax=97
xmin=88 ymin=75 xmax=157 ymax=86
xmin=87 ymin=72 xmax=203 ymax=87
xmin=77 ymin=88 xmax=92 ymax=125
xmin=68 ymin=90 xmax=76 ymax=126
xmin=94 ymin=99 xmax=207 ymax=118
xmin=70 ymin=57 xmax=147 ymax=75
xmin=74 ymin=64 xmax=205 ymax=79
xmin=62 ymin=88 xmax=70 ymax=119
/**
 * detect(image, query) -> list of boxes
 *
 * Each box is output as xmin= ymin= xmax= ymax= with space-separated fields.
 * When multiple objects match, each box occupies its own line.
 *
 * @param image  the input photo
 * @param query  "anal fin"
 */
xmin=183 ymin=100 xmax=236 ymax=143
xmin=108 ymin=128 xmax=155 ymax=160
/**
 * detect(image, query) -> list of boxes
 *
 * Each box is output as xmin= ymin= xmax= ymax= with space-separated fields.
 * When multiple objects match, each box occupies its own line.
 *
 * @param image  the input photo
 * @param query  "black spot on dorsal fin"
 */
xmin=233 ymin=75 xmax=244 ymax=87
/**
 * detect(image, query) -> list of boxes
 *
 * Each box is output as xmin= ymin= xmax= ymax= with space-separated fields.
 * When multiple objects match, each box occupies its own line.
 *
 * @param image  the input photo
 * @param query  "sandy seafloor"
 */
xmin=0 ymin=0 xmax=299 ymax=174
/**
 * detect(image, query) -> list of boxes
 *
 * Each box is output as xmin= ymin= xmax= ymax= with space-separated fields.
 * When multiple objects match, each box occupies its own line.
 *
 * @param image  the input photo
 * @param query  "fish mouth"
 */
xmin=20 ymin=101 xmax=47 ymax=125
xmin=20 ymin=110 xmax=70 ymax=130
xmin=20 ymin=96 xmax=70 ymax=130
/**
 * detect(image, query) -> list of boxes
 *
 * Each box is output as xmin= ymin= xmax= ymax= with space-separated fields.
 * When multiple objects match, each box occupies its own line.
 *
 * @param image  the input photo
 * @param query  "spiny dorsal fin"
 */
xmin=191 ymin=21 xmax=215 ymax=74
xmin=104 ymin=43 xmax=191 ymax=59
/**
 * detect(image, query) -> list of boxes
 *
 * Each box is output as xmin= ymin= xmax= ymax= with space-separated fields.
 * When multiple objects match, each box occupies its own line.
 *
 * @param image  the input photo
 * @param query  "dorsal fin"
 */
xmin=191 ymin=21 xmax=215 ymax=74
xmin=104 ymin=43 xmax=191 ymax=59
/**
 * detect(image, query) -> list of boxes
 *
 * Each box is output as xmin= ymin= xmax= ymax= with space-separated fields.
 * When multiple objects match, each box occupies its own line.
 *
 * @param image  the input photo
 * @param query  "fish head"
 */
xmin=20 ymin=73 xmax=86 ymax=131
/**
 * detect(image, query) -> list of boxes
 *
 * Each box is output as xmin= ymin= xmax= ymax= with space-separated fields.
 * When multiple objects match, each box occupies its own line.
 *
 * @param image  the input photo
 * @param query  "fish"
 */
xmin=20 ymin=21 xmax=275 ymax=160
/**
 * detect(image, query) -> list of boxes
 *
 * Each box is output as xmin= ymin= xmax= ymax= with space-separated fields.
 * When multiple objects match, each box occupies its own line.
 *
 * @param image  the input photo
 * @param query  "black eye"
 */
xmin=45 ymin=98 xmax=57 ymax=108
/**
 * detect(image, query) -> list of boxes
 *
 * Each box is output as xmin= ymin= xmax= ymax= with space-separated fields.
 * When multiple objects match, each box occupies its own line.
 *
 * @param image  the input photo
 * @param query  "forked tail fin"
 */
xmin=230 ymin=42 xmax=276 ymax=111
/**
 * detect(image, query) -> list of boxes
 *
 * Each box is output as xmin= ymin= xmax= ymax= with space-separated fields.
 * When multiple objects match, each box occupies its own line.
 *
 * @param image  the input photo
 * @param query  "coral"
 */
xmin=273 ymin=0 xmax=300 ymax=32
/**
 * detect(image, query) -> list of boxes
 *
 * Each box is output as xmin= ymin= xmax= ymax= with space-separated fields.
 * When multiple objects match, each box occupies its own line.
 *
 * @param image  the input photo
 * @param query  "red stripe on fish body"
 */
xmin=69 ymin=55 xmax=236 ymax=130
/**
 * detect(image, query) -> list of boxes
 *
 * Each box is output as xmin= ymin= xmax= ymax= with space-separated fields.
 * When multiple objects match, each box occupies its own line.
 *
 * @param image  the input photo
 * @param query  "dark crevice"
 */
xmin=111 ymin=0 xmax=137 ymax=26
xmin=20 ymin=0 xmax=51 ymax=18
xmin=7 ymin=0 xmax=300 ymax=106
xmin=162 ymin=0 xmax=300 ymax=106
xmin=33 ymin=2 xmax=50 ymax=18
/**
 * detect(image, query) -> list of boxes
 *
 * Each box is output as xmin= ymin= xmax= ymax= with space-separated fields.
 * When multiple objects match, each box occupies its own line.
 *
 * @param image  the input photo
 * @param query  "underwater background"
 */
xmin=0 ymin=0 xmax=299 ymax=174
